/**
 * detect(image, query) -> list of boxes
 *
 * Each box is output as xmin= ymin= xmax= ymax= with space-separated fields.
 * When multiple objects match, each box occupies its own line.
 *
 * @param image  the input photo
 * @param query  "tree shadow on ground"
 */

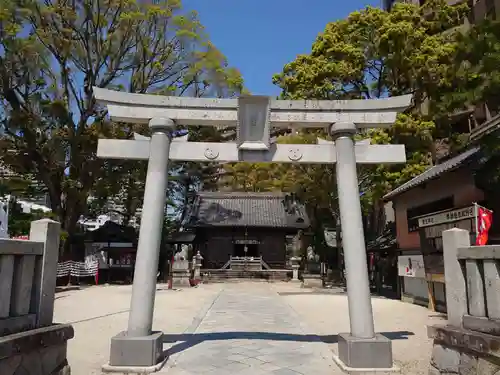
xmin=162 ymin=330 xmax=414 ymax=357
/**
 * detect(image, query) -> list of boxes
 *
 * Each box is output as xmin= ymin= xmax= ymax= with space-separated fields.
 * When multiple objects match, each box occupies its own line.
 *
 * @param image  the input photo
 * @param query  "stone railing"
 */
xmin=427 ymin=228 xmax=500 ymax=375
xmin=0 ymin=219 xmax=74 ymax=375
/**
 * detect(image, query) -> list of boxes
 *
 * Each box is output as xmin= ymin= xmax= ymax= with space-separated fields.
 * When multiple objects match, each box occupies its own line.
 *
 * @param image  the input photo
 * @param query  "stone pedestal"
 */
xmin=192 ymin=251 xmax=203 ymax=282
xmin=108 ymin=331 xmax=164 ymax=368
xmin=337 ymin=333 xmax=392 ymax=369
xmin=172 ymin=260 xmax=191 ymax=287
xmin=290 ymin=256 xmax=301 ymax=282
xmin=302 ymin=273 xmax=323 ymax=288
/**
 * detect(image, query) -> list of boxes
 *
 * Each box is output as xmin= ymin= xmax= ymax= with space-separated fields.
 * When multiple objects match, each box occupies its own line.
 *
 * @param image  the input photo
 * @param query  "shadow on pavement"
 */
xmin=162 ymin=330 xmax=414 ymax=357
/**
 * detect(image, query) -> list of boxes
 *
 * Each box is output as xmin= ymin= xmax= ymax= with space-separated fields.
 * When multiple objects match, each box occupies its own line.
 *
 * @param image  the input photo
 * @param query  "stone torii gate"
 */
xmin=94 ymin=87 xmax=412 ymax=373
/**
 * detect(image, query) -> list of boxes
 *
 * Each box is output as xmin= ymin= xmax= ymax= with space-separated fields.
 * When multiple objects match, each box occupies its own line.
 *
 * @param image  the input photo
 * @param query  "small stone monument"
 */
xmin=302 ymin=246 xmax=323 ymax=288
xmin=171 ymin=245 xmax=191 ymax=287
xmin=192 ymin=251 xmax=203 ymax=283
xmin=290 ymin=230 xmax=302 ymax=282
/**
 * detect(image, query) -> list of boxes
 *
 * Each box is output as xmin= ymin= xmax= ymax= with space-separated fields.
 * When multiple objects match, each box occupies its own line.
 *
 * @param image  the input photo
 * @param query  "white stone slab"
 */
xmin=97 ymin=139 xmax=406 ymax=164
xmin=94 ymin=88 xmax=412 ymax=128
xmin=105 ymin=104 xmax=399 ymax=128
xmin=94 ymin=87 xmax=411 ymax=111
xmin=133 ymin=133 xmax=188 ymax=142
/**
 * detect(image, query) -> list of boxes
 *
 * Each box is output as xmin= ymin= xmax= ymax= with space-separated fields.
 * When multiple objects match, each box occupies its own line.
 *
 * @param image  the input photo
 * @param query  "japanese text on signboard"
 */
xmin=418 ymin=206 xmax=474 ymax=228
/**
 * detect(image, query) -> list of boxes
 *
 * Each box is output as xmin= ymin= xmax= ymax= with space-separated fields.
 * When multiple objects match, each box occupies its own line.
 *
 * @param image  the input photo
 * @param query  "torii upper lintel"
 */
xmin=94 ymin=87 xmax=412 ymax=129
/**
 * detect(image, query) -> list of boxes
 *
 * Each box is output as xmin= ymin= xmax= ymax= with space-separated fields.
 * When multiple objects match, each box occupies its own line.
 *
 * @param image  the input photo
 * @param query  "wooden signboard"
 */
xmin=416 ymin=206 xmax=476 ymax=311
xmin=418 ymin=206 xmax=475 ymax=276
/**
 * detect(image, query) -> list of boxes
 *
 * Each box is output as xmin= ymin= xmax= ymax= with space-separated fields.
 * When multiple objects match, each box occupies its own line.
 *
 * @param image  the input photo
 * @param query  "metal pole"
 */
xmin=127 ymin=118 xmax=173 ymax=337
xmin=473 ymin=202 xmax=479 ymax=236
xmin=331 ymin=123 xmax=375 ymax=339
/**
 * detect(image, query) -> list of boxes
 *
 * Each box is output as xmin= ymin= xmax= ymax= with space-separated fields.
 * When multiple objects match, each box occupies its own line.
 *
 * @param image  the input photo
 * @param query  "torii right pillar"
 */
xmin=331 ymin=121 xmax=393 ymax=370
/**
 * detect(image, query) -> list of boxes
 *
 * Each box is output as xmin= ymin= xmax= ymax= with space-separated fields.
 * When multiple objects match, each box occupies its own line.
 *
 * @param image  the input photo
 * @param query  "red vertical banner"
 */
xmin=476 ymin=206 xmax=493 ymax=246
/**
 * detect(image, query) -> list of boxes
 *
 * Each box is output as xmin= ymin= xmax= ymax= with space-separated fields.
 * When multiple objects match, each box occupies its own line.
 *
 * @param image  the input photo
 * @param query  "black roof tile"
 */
xmin=186 ymin=192 xmax=310 ymax=228
xmin=383 ymin=147 xmax=480 ymax=201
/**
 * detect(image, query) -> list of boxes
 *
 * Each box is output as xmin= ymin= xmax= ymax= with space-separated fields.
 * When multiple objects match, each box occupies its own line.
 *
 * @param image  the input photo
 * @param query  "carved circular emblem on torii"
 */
xmin=204 ymin=148 xmax=219 ymax=160
xmin=288 ymin=147 xmax=303 ymax=161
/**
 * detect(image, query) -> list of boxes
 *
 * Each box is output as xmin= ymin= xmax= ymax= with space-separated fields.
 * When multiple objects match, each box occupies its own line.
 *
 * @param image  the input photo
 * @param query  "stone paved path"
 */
xmin=162 ymin=284 xmax=339 ymax=375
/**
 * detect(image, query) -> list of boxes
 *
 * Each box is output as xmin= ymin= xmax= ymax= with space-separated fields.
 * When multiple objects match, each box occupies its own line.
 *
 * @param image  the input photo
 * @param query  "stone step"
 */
xmin=200 ymin=269 xmax=290 ymax=282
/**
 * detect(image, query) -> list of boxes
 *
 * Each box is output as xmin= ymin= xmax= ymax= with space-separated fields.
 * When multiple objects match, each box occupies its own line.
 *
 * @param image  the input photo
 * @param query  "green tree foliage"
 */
xmin=0 ymin=173 xmax=38 ymax=198
xmin=7 ymin=202 xmax=57 ymax=238
xmin=0 ymin=0 xmax=243 ymax=242
xmin=273 ymin=0 xmax=467 ymax=103
xmin=218 ymin=0 xmax=476 ymax=256
xmin=271 ymin=0 xmax=470 ymax=201
xmin=442 ymin=18 xmax=500 ymax=116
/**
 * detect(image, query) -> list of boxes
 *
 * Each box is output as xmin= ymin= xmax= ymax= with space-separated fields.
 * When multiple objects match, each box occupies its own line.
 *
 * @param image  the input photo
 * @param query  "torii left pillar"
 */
xmin=106 ymin=118 xmax=173 ymax=370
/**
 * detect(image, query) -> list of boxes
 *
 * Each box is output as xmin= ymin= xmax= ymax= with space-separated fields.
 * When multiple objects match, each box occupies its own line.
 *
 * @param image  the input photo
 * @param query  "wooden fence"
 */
xmin=442 ymin=228 xmax=500 ymax=334
xmin=0 ymin=219 xmax=61 ymax=336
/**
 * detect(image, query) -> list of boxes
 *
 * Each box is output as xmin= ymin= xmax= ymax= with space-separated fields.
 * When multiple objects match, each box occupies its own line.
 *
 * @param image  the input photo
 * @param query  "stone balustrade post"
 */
xmin=442 ymin=228 xmax=469 ymax=327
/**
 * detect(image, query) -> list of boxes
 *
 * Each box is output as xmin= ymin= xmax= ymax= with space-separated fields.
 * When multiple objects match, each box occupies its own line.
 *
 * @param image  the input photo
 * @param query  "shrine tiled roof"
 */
xmin=185 ymin=192 xmax=310 ymax=228
xmin=383 ymin=147 xmax=480 ymax=201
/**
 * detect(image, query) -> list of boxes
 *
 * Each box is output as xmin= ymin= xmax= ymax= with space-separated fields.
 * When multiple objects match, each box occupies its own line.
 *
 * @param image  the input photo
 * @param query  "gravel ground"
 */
xmin=54 ymin=281 xmax=442 ymax=375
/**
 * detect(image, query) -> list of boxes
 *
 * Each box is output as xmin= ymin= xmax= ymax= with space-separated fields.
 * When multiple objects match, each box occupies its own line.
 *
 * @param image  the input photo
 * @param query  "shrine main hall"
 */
xmin=178 ymin=191 xmax=310 ymax=272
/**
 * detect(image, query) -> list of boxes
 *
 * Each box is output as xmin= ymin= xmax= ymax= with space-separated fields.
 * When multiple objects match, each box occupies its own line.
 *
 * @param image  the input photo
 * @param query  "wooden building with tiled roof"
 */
xmin=182 ymin=192 xmax=310 ymax=270
xmin=382 ymin=145 xmax=491 ymax=311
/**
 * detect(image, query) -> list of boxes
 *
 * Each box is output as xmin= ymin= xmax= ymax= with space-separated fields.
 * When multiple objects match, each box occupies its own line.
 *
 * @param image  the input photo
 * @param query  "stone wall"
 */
xmin=0 ymin=324 xmax=74 ymax=375
xmin=428 ymin=325 xmax=500 ymax=375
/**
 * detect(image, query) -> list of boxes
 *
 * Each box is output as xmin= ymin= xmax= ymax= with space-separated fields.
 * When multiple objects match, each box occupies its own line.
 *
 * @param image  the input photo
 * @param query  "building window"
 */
xmin=406 ymin=196 xmax=454 ymax=232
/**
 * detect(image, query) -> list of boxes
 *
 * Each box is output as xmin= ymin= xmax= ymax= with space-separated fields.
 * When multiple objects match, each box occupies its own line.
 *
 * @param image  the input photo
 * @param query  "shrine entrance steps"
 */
xmin=200 ymin=269 xmax=289 ymax=282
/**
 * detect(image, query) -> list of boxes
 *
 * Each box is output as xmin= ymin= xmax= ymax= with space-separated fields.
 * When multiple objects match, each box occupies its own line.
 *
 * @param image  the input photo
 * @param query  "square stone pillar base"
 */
xmin=302 ymin=274 xmax=323 ymax=288
xmin=337 ymin=333 xmax=393 ymax=369
xmin=172 ymin=270 xmax=191 ymax=287
xmin=106 ymin=331 xmax=165 ymax=369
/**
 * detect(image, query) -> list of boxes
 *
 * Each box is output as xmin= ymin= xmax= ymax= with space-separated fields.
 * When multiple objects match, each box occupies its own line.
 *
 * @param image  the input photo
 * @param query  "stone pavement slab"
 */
xmin=161 ymin=283 xmax=340 ymax=375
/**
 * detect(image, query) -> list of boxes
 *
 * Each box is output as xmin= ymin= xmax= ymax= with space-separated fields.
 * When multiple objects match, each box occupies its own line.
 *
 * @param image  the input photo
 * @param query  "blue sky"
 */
xmin=184 ymin=0 xmax=381 ymax=97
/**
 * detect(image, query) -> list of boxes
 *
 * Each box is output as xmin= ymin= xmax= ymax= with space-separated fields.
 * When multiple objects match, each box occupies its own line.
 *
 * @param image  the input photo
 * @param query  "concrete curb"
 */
xmin=332 ymin=353 xmax=400 ymax=374
xmin=101 ymin=356 xmax=168 ymax=374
